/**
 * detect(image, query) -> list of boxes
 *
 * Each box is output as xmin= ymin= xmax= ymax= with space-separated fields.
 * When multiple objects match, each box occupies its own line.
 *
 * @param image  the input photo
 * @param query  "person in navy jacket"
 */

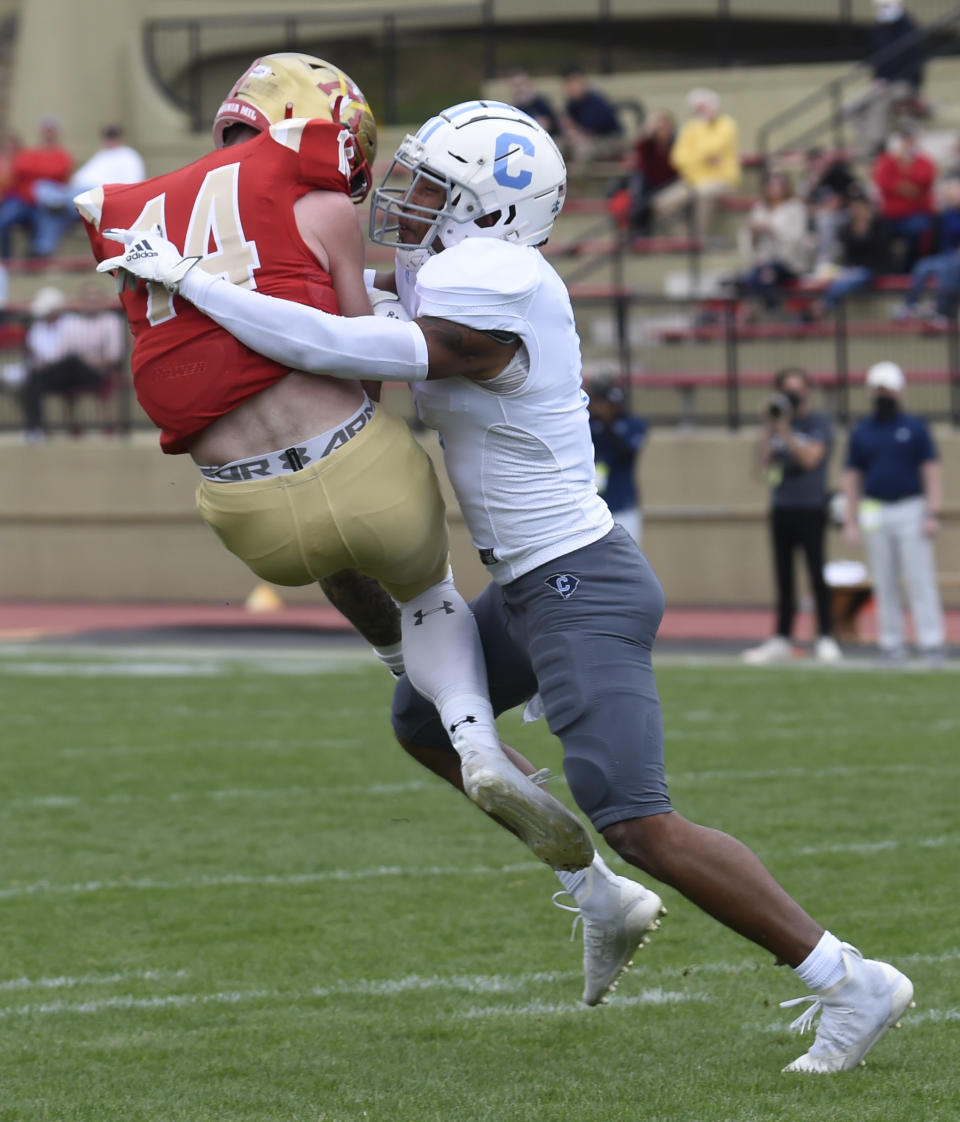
xmin=842 ymin=361 xmax=946 ymax=663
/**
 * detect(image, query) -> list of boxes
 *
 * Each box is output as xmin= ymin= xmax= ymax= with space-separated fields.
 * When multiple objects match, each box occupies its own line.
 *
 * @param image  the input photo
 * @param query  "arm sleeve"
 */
xmin=178 ymin=269 xmax=430 ymax=382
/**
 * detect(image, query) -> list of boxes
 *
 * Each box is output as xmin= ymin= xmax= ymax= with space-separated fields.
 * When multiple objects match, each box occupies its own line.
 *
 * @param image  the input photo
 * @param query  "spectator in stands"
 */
xmin=800 ymin=147 xmax=862 ymax=274
xmin=894 ymin=175 xmax=960 ymax=327
xmin=587 ymin=378 xmax=648 ymax=546
xmin=851 ymin=0 xmax=928 ymax=155
xmin=508 ymin=69 xmax=560 ymax=138
xmin=19 ymin=283 xmax=125 ymax=442
xmin=0 ymin=116 xmax=73 ymax=259
xmin=816 ymin=189 xmax=891 ymax=316
xmin=558 ymin=63 xmax=624 ymax=168
xmin=872 ymin=124 xmax=936 ymax=272
xmin=842 ymin=361 xmax=945 ymax=665
xmin=622 ymin=109 xmax=677 ymax=235
xmin=31 ymin=125 xmax=146 ymax=257
xmin=743 ymin=367 xmax=841 ymax=665
xmin=654 ymin=87 xmax=740 ymax=240
xmin=737 ymin=172 xmax=811 ymax=318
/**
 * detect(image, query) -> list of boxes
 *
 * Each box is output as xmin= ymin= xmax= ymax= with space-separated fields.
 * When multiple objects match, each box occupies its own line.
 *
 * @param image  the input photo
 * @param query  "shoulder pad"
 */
xmin=417 ymin=240 xmax=540 ymax=308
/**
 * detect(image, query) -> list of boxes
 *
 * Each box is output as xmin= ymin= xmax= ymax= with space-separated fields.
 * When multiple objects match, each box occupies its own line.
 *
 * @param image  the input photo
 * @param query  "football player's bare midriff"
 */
xmin=188 ymin=369 xmax=366 ymax=467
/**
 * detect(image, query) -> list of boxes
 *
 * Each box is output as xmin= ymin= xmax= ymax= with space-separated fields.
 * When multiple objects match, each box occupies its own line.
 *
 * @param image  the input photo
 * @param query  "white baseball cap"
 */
xmin=865 ymin=361 xmax=905 ymax=393
xmin=30 ymin=285 xmax=65 ymax=318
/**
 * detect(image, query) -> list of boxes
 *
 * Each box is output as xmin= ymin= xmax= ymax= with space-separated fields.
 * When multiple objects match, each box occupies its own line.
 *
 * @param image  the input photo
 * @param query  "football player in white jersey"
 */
xmin=101 ymin=101 xmax=913 ymax=1072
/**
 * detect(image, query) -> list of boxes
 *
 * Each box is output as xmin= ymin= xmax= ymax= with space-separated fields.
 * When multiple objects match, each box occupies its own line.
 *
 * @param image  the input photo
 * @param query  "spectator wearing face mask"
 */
xmin=743 ymin=367 xmax=841 ymax=665
xmin=842 ymin=362 xmax=945 ymax=665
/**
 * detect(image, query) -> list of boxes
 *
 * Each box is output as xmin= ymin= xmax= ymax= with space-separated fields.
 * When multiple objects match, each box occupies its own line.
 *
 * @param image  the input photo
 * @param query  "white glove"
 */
xmin=96 ymin=227 xmax=202 ymax=293
xmin=367 ymin=287 xmax=411 ymax=322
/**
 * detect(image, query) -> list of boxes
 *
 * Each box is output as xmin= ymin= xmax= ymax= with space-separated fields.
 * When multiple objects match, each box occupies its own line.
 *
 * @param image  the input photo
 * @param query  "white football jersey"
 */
xmin=397 ymin=239 xmax=613 ymax=584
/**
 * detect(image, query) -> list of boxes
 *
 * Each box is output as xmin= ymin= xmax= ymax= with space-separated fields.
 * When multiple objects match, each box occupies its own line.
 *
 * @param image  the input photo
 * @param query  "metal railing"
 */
xmin=143 ymin=1 xmax=921 ymax=131
xmin=756 ymin=3 xmax=960 ymax=164
xmin=572 ymin=283 xmax=960 ymax=429
xmin=2 ymin=284 xmax=957 ymax=436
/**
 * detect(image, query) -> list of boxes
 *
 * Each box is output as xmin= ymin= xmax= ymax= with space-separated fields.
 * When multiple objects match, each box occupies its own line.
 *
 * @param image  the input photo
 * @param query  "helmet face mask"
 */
xmin=213 ymin=53 xmax=377 ymax=201
xmin=369 ymin=100 xmax=566 ymax=269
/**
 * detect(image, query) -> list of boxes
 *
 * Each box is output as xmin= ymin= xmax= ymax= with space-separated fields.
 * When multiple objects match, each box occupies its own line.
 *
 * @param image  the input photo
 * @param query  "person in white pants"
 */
xmin=842 ymin=361 xmax=945 ymax=664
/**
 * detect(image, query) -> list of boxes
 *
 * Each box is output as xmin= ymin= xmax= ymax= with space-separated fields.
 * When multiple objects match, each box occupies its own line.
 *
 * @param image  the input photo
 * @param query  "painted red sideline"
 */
xmin=2 ymin=600 xmax=958 ymax=644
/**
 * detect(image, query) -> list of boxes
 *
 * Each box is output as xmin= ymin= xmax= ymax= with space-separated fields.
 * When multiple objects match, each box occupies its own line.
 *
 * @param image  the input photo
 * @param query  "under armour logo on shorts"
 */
xmin=545 ymin=573 xmax=580 ymax=599
xmin=412 ymin=601 xmax=455 ymax=625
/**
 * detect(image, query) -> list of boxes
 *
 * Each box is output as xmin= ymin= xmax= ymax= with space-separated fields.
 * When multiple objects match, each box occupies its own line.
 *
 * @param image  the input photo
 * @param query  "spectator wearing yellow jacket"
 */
xmin=654 ymin=88 xmax=741 ymax=239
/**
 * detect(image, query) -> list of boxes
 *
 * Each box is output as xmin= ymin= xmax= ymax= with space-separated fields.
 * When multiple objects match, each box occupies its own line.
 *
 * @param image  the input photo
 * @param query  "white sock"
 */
xmin=555 ymin=852 xmax=610 ymax=902
xmin=372 ymin=641 xmax=404 ymax=677
xmin=400 ymin=569 xmax=500 ymax=757
xmin=793 ymin=930 xmax=847 ymax=992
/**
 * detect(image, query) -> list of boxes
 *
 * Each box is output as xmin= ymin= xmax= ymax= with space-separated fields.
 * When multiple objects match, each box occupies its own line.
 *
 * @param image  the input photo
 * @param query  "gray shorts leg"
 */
xmin=392 ymin=526 xmax=674 ymax=832
xmin=503 ymin=527 xmax=673 ymax=831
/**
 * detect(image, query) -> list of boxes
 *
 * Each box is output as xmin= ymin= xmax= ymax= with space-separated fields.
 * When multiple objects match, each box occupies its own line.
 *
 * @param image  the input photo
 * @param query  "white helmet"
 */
xmin=369 ymin=100 xmax=566 ymax=269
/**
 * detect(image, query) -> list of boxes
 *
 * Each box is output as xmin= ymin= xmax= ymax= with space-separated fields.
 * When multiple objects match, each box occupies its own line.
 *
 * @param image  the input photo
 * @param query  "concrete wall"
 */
xmin=2 ymin=425 xmax=957 ymax=607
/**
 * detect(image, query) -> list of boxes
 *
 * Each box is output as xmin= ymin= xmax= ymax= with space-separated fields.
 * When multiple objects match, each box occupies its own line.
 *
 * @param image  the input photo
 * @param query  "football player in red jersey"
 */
xmin=82 ymin=54 xmax=592 ymax=871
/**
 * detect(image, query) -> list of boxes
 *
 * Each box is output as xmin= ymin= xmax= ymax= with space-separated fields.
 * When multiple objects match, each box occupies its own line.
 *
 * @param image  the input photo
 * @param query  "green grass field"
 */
xmin=0 ymin=645 xmax=957 ymax=1122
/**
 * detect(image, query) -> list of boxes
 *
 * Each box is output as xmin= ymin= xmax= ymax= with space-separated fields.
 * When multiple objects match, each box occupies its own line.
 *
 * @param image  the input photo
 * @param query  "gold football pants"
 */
xmin=196 ymin=406 xmax=449 ymax=602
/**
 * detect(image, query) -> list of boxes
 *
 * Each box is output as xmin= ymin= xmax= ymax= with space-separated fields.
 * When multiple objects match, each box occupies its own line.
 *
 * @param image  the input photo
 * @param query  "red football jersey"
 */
xmin=80 ymin=119 xmax=355 ymax=453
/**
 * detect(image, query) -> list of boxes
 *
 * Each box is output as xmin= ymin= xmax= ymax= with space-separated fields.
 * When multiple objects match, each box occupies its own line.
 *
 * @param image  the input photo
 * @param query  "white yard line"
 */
xmin=0 ymin=861 xmax=545 ymax=900
xmin=310 ymin=970 xmax=578 ymax=998
xmin=458 ymin=989 xmax=708 ymax=1018
xmin=2 ymin=642 xmax=958 ymax=676
xmin=1 ymin=965 xmax=955 ymax=1025
xmin=4 ymin=831 xmax=958 ymax=901
xmin=8 ymin=762 xmax=957 ymax=813
xmin=0 ymin=645 xmax=377 ymax=677
xmin=0 ymin=990 xmax=276 ymax=1019
xmin=5 ymin=951 xmax=954 ymax=1002
xmin=0 ymin=968 xmax=189 ymax=992
xmin=10 ymin=780 xmax=432 ymax=810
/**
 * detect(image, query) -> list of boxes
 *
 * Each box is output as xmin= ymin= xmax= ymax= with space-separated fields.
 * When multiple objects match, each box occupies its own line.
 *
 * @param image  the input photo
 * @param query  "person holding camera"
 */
xmin=743 ymin=368 xmax=842 ymax=664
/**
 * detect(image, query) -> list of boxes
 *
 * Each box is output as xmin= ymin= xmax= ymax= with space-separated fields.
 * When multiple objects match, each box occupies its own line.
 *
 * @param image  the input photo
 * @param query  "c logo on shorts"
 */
xmin=545 ymin=573 xmax=581 ymax=599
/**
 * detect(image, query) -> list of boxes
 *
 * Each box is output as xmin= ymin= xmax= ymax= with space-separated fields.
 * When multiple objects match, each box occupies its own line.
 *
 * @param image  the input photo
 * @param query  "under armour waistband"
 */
xmin=199 ymin=396 xmax=375 ymax=483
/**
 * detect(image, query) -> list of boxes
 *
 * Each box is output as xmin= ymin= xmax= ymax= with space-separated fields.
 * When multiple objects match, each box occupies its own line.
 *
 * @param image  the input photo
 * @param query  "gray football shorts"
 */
xmin=391 ymin=525 xmax=674 ymax=831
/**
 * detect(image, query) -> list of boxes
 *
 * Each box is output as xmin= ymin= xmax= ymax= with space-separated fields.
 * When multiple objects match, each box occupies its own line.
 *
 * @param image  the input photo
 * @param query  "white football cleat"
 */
xmin=742 ymin=636 xmax=793 ymax=665
xmin=781 ymin=943 xmax=915 ymax=1073
xmin=456 ymin=736 xmax=593 ymax=872
xmin=814 ymin=636 xmax=843 ymax=663
xmin=554 ymin=866 xmax=666 ymax=1006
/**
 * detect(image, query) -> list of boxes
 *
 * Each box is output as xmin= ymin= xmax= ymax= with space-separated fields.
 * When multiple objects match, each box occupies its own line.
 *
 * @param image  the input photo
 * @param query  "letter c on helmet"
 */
xmin=494 ymin=132 xmax=535 ymax=190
